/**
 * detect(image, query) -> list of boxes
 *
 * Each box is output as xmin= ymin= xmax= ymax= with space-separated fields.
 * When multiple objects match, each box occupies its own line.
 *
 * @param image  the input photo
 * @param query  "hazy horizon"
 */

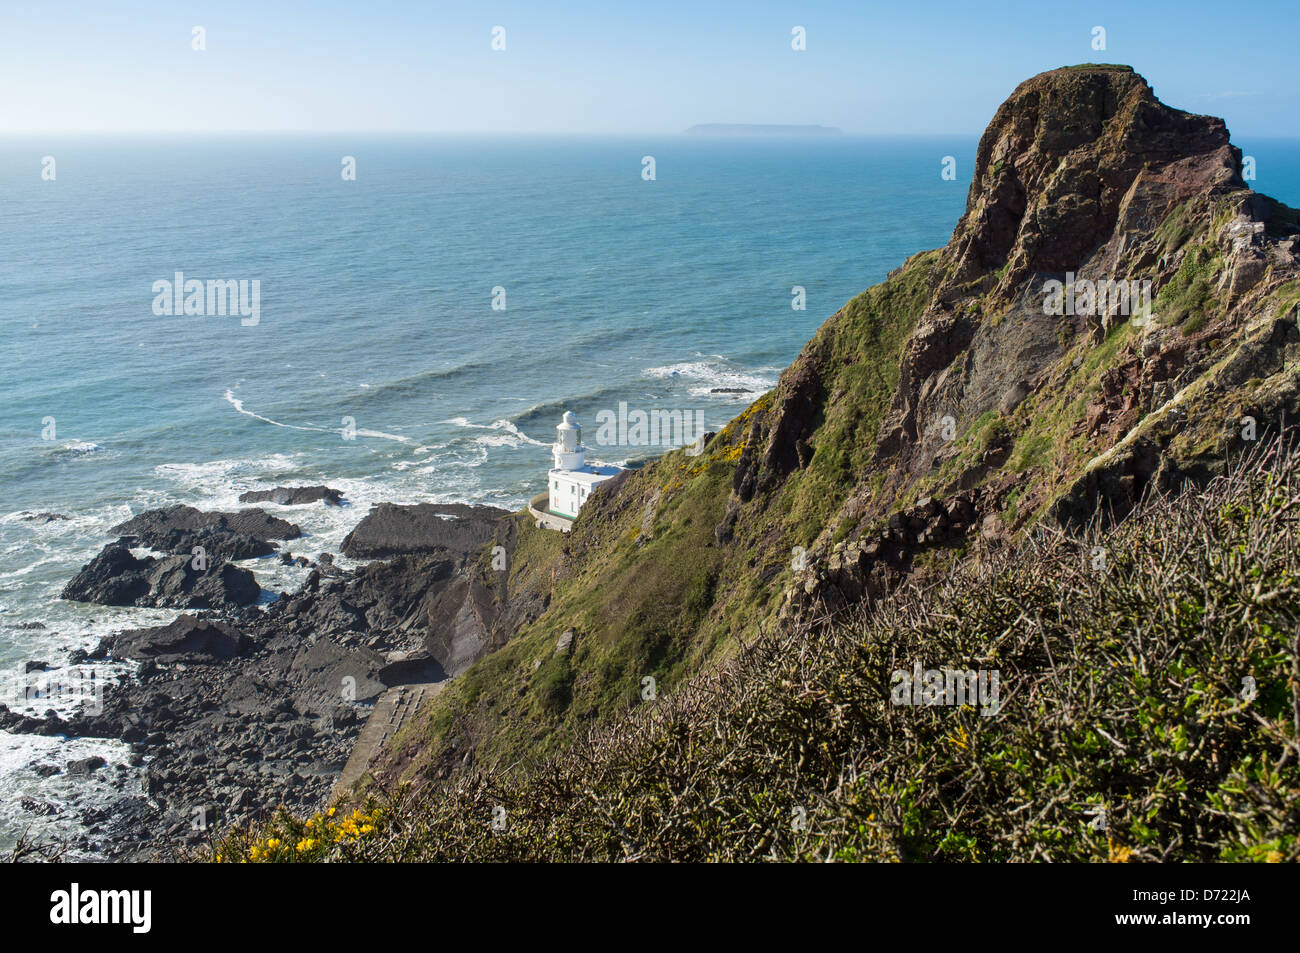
xmin=3 ymin=0 xmax=1297 ymax=138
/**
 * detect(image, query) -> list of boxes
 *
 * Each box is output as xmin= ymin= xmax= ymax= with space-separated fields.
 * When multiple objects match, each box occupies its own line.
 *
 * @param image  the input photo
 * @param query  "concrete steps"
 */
xmin=332 ymin=680 xmax=443 ymax=800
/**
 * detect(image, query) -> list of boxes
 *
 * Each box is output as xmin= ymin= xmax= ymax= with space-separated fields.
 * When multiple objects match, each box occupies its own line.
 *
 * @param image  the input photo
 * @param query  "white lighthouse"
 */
xmin=547 ymin=411 xmax=621 ymax=520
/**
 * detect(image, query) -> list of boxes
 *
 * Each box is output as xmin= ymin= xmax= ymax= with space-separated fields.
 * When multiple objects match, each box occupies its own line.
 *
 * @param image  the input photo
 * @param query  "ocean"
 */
xmin=1 ymin=134 xmax=1297 ymax=853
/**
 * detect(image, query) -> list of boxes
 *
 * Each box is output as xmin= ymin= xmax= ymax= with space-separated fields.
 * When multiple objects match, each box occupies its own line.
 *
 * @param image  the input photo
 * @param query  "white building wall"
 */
xmin=550 ymin=473 xmax=585 ymax=518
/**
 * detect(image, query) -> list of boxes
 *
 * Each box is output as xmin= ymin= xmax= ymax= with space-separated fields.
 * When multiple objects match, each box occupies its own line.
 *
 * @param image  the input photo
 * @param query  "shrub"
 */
xmin=212 ymin=440 xmax=1300 ymax=863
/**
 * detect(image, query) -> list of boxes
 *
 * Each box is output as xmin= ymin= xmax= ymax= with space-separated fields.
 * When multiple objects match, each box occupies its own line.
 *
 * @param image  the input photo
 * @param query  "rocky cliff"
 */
xmin=370 ymin=65 xmax=1300 ymax=790
xmin=732 ymin=64 xmax=1300 ymax=616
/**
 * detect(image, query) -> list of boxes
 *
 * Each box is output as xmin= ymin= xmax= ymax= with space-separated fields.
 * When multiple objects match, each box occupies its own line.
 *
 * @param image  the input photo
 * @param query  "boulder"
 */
xmin=61 ymin=541 xmax=260 ymax=610
xmin=341 ymin=502 xmax=507 ymax=560
xmin=112 ymin=504 xmax=300 ymax=542
xmin=124 ymin=525 xmax=276 ymax=560
xmin=59 ymin=542 xmax=153 ymax=606
xmin=239 ymin=485 xmax=344 ymax=506
xmin=145 ymin=556 xmax=260 ymax=609
xmin=111 ymin=615 xmax=248 ymax=664
xmin=67 ymin=756 xmax=107 ymax=776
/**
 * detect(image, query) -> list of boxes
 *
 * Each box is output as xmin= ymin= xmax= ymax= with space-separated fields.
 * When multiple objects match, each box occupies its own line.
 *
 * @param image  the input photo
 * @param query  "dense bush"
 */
xmin=213 ymin=440 xmax=1300 ymax=862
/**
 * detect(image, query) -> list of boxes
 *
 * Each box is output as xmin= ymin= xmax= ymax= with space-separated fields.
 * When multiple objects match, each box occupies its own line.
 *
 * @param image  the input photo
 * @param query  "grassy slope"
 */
xmin=218 ymin=441 xmax=1300 ymax=862
xmin=373 ymin=249 xmax=942 ymax=783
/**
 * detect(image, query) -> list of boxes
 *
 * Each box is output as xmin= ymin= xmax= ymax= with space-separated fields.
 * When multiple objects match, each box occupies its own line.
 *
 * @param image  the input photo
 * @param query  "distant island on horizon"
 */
xmin=684 ymin=123 xmax=843 ymax=137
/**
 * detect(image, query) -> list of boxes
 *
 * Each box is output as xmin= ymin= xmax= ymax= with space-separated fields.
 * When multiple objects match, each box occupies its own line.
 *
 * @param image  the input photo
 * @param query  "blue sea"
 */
xmin=1 ymin=134 xmax=1297 ymax=852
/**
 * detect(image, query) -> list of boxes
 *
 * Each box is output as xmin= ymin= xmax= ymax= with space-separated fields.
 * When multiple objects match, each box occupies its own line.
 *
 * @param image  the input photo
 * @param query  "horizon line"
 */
xmin=4 ymin=129 xmax=1294 ymax=139
xmin=0 ymin=129 xmax=990 ymax=137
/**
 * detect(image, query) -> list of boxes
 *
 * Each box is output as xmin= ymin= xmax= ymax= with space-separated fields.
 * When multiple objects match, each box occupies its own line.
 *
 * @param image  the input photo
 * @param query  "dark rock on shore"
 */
xmin=60 ymin=543 xmax=150 ymax=605
xmin=0 ymin=700 xmax=124 ymax=739
xmin=123 ymin=525 xmax=277 ymax=560
xmin=20 ymin=497 xmax=539 ymax=859
xmin=112 ymin=504 xmax=301 ymax=542
xmin=340 ymin=502 xmax=508 ymax=560
xmin=67 ymin=756 xmax=107 ymax=776
xmin=239 ymin=485 xmax=345 ymax=506
xmin=111 ymin=615 xmax=248 ymax=664
xmin=60 ymin=541 xmax=260 ymax=610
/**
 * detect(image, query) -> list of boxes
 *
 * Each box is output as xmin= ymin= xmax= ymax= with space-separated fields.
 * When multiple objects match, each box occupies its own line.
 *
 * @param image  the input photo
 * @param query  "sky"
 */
xmin=2 ymin=0 xmax=1297 ymax=136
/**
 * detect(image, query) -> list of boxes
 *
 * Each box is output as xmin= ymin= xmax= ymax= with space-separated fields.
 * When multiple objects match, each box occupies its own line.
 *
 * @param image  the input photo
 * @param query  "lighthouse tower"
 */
xmin=546 ymin=411 xmax=622 ymax=521
xmin=553 ymin=411 xmax=586 ymax=471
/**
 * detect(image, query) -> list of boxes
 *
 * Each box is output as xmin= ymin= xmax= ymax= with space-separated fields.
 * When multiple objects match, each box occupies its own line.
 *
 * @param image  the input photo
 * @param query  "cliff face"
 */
xmin=733 ymin=64 xmax=1300 ymax=617
xmin=946 ymin=65 xmax=1239 ymax=291
xmin=373 ymin=66 xmax=1300 ymax=786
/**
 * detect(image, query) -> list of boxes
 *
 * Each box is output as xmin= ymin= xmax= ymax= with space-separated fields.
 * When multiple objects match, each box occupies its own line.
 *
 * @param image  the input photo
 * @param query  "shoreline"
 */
xmin=0 ymin=491 xmax=517 ymax=860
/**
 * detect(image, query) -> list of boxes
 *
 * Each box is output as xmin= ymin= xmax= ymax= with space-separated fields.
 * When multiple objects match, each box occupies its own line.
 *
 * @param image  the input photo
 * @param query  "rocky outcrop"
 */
xmin=782 ymin=491 xmax=982 ymax=617
xmin=340 ymin=502 xmax=507 ymax=559
xmin=107 ymin=504 xmax=300 ymax=563
xmin=942 ymin=65 xmax=1241 ymax=293
xmin=110 ymin=614 xmax=248 ymax=663
xmin=722 ymin=64 xmax=1300 ymax=614
xmin=736 ymin=360 xmax=821 ymax=502
xmin=880 ymin=66 xmax=1254 ymax=483
xmin=112 ymin=504 xmax=301 ymax=542
xmin=125 ymin=525 xmax=277 ymax=560
xmin=60 ymin=541 xmax=260 ymax=610
xmin=239 ymin=485 xmax=344 ymax=506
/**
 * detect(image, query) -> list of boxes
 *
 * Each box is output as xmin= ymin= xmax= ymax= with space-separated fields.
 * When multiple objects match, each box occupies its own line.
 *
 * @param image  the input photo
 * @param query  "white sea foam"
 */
xmin=444 ymin=416 xmax=547 ymax=448
xmin=59 ymin=441 xmax=102 ymax=455
xmin=0 ymin=731 xmax=138 ymax=859
xmin=224 ymin=389 xmax=414 ymax=444
xmin=644 ymin=359 xmax=778 ymax=397
xmin=354 ymin=428 xmax=415 ymax=444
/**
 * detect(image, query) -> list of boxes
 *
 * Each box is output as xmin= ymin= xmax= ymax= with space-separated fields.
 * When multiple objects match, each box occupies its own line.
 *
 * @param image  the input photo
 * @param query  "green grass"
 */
xmin=1155 ymin=200 xmax=1197 ymax=256
xmin=775 ymin=250 xmax=939 ymax=536
xmin=1009 ymin=432 xmax=1053 ymax=472
xmin=1156 ymin=243 xmax=1221 ymax=329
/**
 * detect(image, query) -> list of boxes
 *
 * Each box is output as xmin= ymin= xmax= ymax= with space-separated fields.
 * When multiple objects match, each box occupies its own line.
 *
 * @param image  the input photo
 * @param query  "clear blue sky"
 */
xmin=3 ymin=0 xmax=1297 ymax=136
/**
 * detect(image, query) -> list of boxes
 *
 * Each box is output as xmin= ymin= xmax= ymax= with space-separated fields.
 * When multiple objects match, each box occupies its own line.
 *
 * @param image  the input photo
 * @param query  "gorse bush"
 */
xmin=212 ymin=806 xmax=387 ymax=863
xmin=213 ymin=440 xmax=1300 ymax=862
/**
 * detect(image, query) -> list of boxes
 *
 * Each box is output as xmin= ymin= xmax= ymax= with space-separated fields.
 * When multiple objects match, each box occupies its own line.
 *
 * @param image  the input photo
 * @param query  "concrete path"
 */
xmin=527 ymin=492 xmax=574 ymax=532
xmin=332 ymin=680 xmax=444 ymax=800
